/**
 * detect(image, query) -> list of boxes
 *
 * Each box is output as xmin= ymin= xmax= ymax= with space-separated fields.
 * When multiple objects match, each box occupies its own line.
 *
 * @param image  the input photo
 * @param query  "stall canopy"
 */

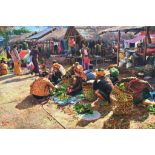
xmin=124 ymin=33 xmax=155 ymax=43
xmin=99 ymin=26 xmax=145 ymax=34
xmin=37 ymin=28 xmax=67 ymax=42
xmin=9 ymin=32 xmax=36 ymax=44
xmin=27 ymin=27 xmax=53 ymax=41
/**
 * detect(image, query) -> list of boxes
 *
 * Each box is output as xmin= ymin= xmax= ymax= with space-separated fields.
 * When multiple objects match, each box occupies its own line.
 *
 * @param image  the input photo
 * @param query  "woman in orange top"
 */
xmin=30 ymin=71 xmax=55 ymax=99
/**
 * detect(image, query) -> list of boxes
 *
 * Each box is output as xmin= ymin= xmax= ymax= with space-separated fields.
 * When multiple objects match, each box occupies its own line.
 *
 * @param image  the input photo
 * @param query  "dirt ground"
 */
xmin=1 ymin=70 xmax=155 ymax=129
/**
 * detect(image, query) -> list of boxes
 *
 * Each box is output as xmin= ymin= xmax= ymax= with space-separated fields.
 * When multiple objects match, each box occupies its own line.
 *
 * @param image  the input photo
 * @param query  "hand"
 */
xmin=55 ymin=85 xmax=58 ymax=89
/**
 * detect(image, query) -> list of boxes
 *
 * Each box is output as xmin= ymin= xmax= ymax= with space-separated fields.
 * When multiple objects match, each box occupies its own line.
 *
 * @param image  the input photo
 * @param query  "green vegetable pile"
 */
xmin=57 ymin=93 xmax=70 ymax=101
xmin=50 ymin=85 xmax=67 ymax=97
xmin=116 ymin=83 xmax=126 ymax=91
xmin=147 ymin=105 xmax=155 ymax=113
xmin=74 ymin=103 xmax=93 ymax=114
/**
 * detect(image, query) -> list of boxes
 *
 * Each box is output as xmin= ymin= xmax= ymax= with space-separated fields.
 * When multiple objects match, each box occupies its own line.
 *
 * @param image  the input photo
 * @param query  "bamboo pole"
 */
xmin=117 ymin=30 xmax=121 ymax=66
xmin=144 ymin=26 xmax=148 ymax=64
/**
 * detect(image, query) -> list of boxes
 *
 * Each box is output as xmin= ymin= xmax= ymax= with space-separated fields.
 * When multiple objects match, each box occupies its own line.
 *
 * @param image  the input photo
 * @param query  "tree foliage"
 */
xmin=12 ymin=27 xmax=30 ymax=35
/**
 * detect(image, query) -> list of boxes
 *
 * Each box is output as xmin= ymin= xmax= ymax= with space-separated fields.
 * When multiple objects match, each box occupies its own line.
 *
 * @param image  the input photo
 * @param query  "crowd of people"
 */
xmin=30 ymin=58 xmax=119 ymax=108
xmin=0 ymin=42 xmax=120 ymax=109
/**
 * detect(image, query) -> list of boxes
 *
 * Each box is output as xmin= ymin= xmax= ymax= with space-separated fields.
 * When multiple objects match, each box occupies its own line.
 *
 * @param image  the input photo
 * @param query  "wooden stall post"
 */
xmin=144 ymin=26 xmax=148 ymax=64
xmin=117 ymin=30 xmax=121 ymax=66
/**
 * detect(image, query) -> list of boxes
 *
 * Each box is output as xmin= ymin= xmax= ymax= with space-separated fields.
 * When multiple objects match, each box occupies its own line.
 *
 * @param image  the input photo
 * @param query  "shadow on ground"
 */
xmin=15 ymin=95 xmax=48 ymax=110
xmin=102 ymin=106 xmax=149 ymax=129
xmin=76 ymin=104 xmax=150 ymax=129
xmin=3 ymin=76 xmax=33 ymax=84
xmin=0 ymin=74 xmax=15 ymax=81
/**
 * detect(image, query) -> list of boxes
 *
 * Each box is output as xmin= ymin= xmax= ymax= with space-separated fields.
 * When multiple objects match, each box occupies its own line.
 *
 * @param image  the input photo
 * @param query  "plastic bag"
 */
xmin=126 ymin=62 xmax=132 ymax=68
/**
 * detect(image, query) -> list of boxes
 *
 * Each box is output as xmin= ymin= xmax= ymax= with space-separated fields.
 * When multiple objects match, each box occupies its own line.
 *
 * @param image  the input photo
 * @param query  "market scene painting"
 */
xmin=1 ymin=26 xmax=155 ymax=129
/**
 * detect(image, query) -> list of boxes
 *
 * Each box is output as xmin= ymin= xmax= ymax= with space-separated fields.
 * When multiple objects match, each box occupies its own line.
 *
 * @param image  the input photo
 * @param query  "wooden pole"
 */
xmin=117 ymin=30 xmax=121 ymax=66
xmin=144 ymin=26 xmax=148 ymax=65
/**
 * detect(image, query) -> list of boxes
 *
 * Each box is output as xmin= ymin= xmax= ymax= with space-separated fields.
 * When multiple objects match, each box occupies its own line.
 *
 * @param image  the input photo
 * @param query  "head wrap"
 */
xmin=96 ymin=68 xmax=106 ymax=77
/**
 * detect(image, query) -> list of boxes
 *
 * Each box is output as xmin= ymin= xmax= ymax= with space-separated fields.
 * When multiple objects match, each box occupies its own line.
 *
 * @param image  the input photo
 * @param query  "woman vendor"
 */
xmin=0 ymin=58 xmax=8 ymax=75
xmin=92 ymin=68 xmax=113 ymax=108
xmin=30 ymin=71 xmax=55 ymax=100
xmin=49 ymin=60 xmax=66 ymax=85
xmin=67 ymin=75 xmax=83 ymax=96
xmin=73 ymin=62 xmax=87 ymax=81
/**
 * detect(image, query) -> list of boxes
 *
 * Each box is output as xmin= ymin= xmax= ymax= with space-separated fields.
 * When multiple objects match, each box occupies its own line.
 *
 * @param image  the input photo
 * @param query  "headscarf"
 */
xmin=95 ymin=68 xmax=106 ymax=77
xmin=74 ymin=64 xmax=87 ymax=81
xmin=52 ymin=63 xmax=61 ymax=70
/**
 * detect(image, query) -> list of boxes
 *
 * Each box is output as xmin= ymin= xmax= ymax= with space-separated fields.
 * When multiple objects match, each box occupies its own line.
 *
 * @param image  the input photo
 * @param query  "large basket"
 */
xmin=110 ymin=86 xmax=133 ymax=115
xmin=82 ymin=82 xmax=97 ymax=101
xmin=62 ymin=77 xmax=72 ymax=85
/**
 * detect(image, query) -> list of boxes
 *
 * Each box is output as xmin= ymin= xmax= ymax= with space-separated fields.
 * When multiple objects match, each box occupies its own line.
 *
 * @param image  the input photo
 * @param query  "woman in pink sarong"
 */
xmin=81 ymin=43 xmax=90 ymax=70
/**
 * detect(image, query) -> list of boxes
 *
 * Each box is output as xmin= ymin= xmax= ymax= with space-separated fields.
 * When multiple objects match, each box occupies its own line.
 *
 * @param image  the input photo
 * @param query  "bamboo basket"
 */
xmin=110 ymin=86 xmax=133 ymax=115
xmin=82 ymin=82 xmax=97 ymax=102
xmin=62 ymin=77 xmax=72 ymax=85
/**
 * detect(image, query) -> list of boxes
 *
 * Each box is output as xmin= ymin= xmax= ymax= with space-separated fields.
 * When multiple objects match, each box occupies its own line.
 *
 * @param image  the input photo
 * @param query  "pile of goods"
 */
xmin=74 ymin=103 xmax=101 ymax=121
xmin=82 ymin=82 xmax=97 ymax=101
xmin=147 ymin=104 xmax=155 ymax=113
xmin=50 ymin=85 xmax=67 ymax=97
xmin=57 ymin=93 xmax=70 ymax=101
xmin=110 ymin=86 xmax=133 ymax=115
xmin=74 ymin=103 xmax=93 ymax=114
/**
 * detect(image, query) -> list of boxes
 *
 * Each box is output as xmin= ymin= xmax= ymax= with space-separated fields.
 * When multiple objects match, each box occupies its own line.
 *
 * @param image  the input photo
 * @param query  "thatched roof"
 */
xmin=9 ymin=32 xmax=36 ymax=43
xmin=65 ymin=26 xmax=112 ymax=41
xmin=99 ymin=26 xmax=145 ymax=34
xmin=37 ymin=28 xmax=67 ymax=42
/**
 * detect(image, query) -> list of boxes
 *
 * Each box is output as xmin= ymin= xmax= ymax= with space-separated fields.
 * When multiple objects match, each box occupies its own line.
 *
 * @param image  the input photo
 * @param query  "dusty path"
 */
xmin=0 ymin=73 xmax=63 ymax=129
xmin=1 ymin=72 xmax=155 ymax=129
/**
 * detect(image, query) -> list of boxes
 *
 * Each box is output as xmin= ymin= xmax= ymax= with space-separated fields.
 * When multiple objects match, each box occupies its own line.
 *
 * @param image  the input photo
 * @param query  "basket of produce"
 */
xmin=62 ymin=77 xmax=72 ymax=85
xmin=82 ymin=82 xmax=97 ymax=101
xmin=110 ymin=86 xmax=133 ymax=115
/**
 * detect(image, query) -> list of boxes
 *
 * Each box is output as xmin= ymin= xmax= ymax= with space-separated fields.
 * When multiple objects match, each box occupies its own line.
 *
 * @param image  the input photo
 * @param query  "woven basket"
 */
xmin=110 ymin=86 xmax=133 ymax=115
xmin=82 ymin=82 xmax=97 ymax=101
xmin=62 ymin=77 xmax=72 ymax=85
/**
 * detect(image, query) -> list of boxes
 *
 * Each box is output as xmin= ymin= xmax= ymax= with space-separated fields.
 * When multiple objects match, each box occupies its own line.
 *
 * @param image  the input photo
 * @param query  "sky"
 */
xmin=15 ymin=26 xmax=52 ymax=32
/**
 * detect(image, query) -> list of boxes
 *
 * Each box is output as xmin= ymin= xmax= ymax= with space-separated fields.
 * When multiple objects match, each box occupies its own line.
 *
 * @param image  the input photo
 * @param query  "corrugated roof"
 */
xmin=38 ymin=28 xmax=67 ymax=42
xmin=99 ymin=26 xmax=145 ymax=34
xmin=28 ymin=28 xmax=52 ymax=40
